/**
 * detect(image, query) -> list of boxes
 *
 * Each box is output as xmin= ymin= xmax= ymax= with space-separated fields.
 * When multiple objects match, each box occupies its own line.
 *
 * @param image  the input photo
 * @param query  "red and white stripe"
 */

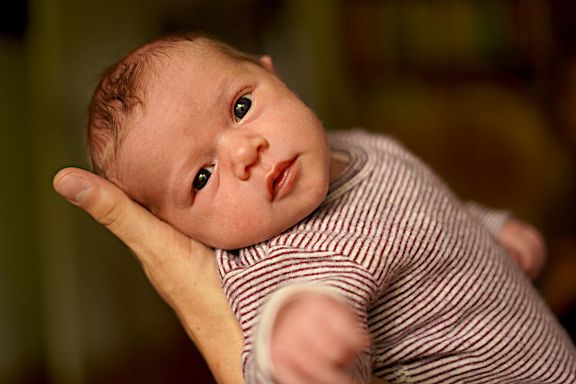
xmin=217 ymin=130 xmax=576 ymax=383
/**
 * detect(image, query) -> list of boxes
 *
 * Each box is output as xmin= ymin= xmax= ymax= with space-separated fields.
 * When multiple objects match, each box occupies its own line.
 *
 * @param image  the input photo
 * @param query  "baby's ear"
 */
xmin=259 ymin=55 xmax=275 ymax=73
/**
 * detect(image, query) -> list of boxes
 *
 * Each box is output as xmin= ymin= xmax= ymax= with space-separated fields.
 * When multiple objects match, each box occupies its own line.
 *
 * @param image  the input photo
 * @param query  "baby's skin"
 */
xmin=90 ymin=36 xmax=547 ymax=383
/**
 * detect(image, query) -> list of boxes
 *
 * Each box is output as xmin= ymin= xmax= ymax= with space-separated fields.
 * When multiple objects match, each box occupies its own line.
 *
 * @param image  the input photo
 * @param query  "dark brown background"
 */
xmin=1 ymin=1 xmax=574 ymax=383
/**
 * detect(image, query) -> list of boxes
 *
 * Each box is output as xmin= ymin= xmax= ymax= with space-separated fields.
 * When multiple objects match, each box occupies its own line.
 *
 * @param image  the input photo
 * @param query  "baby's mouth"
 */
xmin=267 ymin=157 xmax=298 ymax=201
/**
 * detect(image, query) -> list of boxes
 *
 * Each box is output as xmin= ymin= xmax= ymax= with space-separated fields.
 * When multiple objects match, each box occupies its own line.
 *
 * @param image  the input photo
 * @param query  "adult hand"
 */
xmin=53 ymin=167 xmax=244 ymax=384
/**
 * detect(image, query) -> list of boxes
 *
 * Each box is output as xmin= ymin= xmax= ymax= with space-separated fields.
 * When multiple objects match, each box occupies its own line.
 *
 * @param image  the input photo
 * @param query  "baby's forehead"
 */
xmin=137 ymin=39 xmax=234 ymax=92
xmin=148 ymin=38 xmax=231 ymax=68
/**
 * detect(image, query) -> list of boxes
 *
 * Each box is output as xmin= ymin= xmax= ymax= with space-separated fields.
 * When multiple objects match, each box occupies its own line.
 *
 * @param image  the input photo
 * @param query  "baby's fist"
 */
xmin=498 ymin=218 xmax=546 ymax=279
xmin=271 ymin=292 xmax=369 ymax=384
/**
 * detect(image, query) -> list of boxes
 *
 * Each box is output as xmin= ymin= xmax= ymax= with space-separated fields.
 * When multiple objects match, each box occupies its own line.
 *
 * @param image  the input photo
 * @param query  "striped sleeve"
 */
xmin=463 ymin=201 xmax=511 ymax=236
xmin=218 ymin=248 xmax=376 ymax=383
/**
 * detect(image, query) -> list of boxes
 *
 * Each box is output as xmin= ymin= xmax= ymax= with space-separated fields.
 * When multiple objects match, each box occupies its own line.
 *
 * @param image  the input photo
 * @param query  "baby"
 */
xmin=87 ymin=33 xmax=576 ymax=383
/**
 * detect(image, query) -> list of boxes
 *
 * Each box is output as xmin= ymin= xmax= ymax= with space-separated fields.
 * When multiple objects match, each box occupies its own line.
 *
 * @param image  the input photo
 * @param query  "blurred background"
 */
xmin=1 ymin=0 xmax=575 ymax=383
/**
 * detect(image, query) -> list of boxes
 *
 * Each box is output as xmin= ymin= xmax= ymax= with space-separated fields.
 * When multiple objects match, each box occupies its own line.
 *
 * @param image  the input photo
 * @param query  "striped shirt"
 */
xmin=216 ymin=130 xmax=576 ymax=383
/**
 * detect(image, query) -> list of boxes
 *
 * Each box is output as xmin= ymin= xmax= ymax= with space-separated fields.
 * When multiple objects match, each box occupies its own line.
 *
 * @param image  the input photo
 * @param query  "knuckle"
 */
xmin=97 ymin=200 xmax=125 ymax=229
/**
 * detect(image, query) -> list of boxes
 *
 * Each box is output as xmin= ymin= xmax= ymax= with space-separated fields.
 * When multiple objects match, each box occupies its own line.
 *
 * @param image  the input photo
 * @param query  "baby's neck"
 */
xmin=329 ymin=150 xmax=350 ymax=183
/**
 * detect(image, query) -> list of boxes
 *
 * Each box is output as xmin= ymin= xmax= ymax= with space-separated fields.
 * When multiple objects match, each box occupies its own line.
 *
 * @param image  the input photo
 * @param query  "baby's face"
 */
xmin=112 ymin=41 xmax=330 ymax=249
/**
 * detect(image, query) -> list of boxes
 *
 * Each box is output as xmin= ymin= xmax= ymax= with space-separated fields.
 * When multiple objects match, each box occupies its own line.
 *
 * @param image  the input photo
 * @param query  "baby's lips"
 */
xmin=266 ymin=157 xmax=297 ymax=200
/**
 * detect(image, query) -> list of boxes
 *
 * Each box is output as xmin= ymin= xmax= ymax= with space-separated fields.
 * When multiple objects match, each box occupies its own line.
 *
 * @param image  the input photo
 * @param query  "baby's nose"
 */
xmin=225 ymin=135 xmax=268 ymax=180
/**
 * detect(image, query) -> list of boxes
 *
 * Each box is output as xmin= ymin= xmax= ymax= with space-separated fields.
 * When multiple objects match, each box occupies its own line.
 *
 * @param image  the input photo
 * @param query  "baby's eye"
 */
xmin=193 ymin=165 xmax=214 ymax=192
xmin=233 ymin=94 xmax=252 ymax=121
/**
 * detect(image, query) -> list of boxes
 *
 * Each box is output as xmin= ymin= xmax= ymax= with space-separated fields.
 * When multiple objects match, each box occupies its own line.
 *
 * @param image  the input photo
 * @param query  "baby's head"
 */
xmin=88 ymin=34 xmax=331 ymax=249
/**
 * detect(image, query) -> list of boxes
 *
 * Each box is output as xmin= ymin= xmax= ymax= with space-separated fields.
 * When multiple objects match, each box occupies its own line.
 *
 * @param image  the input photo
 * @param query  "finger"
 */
xmin=506 ymin=245 xmax=528 ymax=273
xmin=515 ymin=223 xmax=546 ymax=259
xmin=515 ymin=227 xmax=546 ymax=278
xmin=273 ymin=346 xmax=357 ymax=384
xmin=510 ymin=239 xmax=542 ymax=279
xmin=329 ymin=311 xmax=371 ymax=349
xmin=272 ymin=297 xmax=367 ymax=384
xmin=297 ymin=319 xmax=367 ymax=369
xmin=321 ymin=320 xmax=369 ymax=365
xmin=525 ymin=228 xmax=546 ymax=261
xmin=293 ymin=296 xmax=369 ymax=364
xmin=52 ymin=167 xmax=209 ymax=263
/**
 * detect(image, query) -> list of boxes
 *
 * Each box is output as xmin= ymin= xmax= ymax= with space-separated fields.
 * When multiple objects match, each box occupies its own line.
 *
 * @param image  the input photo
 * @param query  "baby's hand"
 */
xmin=270 ymin=292 xmax=369 ymax=384
xmin=498 ymin=218 xmax=546 ymax=279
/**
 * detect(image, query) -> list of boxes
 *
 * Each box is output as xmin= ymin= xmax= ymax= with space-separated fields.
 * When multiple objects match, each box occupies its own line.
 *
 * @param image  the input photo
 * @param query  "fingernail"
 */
xmin=55 ymin=174 xmax=91 ymax=204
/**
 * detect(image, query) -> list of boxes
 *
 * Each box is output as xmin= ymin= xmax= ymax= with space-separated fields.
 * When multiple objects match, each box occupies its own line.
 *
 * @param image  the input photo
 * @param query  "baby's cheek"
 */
xmin=207 ymin=220 xmax=263 ymax=249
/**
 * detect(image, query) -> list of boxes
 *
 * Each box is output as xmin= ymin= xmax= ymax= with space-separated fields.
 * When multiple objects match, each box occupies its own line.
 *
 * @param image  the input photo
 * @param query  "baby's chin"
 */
xmin=202 ymin=228 xmax=285 ymax=251
xmin=201 ymin=211 xmax=316 ymax=250
xmin=198 ymin=184 xmax=330 ymax=250
xmin=175 ymin=215 xmax=303 ymax=250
